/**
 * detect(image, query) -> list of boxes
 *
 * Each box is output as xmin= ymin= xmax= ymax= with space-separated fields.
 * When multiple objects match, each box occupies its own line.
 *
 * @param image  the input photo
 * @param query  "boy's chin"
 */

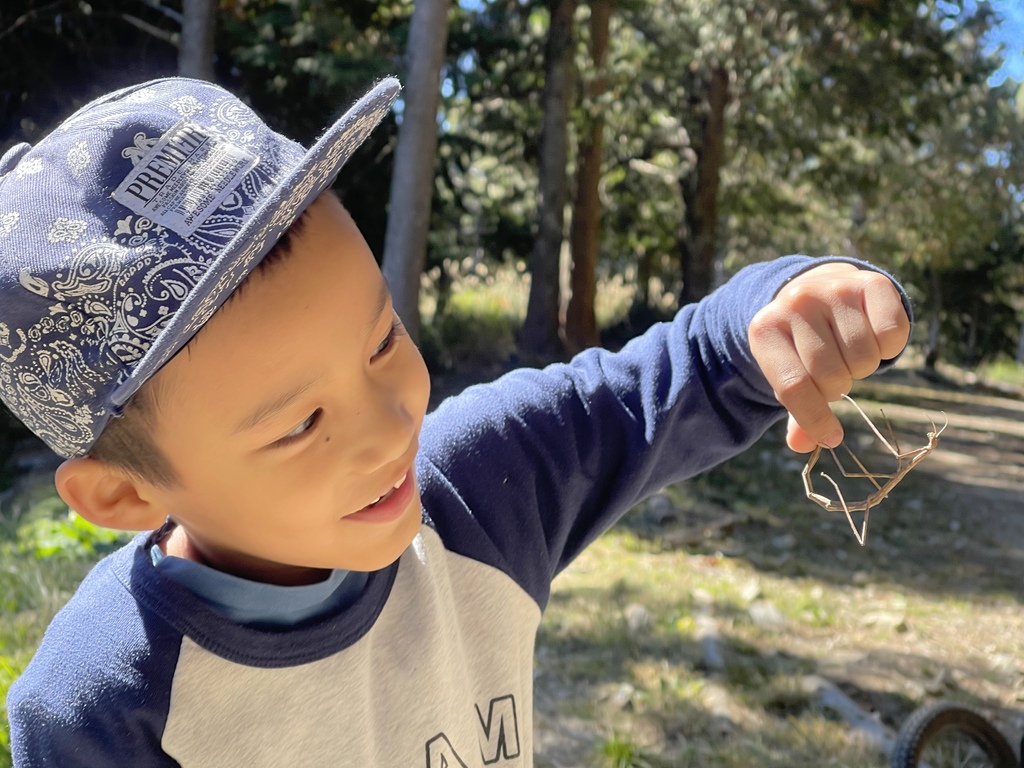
xmin=348 ymin=520 xmax=423 ymax=573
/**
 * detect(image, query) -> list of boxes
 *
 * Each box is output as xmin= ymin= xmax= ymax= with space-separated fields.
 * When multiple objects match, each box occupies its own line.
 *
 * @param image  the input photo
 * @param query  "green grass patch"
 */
xmin=434 ymin=287 xmax=521 ymax=364
xmin=979 ymin=357 xmax=1024 ymax=389
xmin=594 ymin=732 xmax=664 ymax=767
xmin=420 ymin=265 xmax=636 ymax=370
xmin=0 ymin=482 xmax=131 ymax=767
xmin=421 ymin=268 xmax=525 ymax=369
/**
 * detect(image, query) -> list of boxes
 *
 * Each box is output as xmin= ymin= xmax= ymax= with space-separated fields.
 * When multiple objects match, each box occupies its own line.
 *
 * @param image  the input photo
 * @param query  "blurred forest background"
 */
xmin=1 ymin=0 xmax=1022 ymax=379
xmin=2 ymin=3 xmax=1024 ymax=765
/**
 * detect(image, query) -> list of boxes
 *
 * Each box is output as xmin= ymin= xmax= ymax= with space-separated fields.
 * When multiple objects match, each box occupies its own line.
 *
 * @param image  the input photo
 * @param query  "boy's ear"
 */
xmin=55 ymin=457 xmax=166 ymax=532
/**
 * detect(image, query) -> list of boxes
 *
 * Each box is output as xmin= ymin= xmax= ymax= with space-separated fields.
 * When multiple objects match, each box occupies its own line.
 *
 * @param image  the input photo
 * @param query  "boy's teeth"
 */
xmin=367 ymin=473 xmax=407 ymax=507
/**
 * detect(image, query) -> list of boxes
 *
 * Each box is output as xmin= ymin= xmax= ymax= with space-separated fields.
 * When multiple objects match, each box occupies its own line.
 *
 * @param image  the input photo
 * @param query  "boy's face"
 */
xmin=141 ymin=193 xmax=430 ymax=583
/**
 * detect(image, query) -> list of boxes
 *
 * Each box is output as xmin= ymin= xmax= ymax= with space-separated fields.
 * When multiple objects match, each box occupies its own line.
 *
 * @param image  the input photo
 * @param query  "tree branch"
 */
xmin=0 ymin=1 xmax=71 ymax=43
xmin=135 ymin=0 xmax=184 ymax=25
xmin=120 ymin=13 xmax=178 ymax=46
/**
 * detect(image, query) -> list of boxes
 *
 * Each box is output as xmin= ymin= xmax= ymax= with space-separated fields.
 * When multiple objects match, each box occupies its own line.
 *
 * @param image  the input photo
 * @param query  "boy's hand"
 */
xmin=748 ymin=262 xmax=910 ymax=453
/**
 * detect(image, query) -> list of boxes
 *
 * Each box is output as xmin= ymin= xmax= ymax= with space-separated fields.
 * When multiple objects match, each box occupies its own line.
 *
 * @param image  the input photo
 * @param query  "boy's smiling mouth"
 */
xmin=368 ymin=473 xmax=408 ymax=507
xmin=346 ymin=467 xmax=417 ymax=523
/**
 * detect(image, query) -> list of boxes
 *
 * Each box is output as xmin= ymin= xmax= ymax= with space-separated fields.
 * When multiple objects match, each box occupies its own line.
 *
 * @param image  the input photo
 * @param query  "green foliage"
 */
xmin=3 ymin=0 xmax=1022 ymax=366
xmin=11 ymin=509 xmax=123 ymax=562
xmin=422 ymin=269 xmax=525 ymax=369
xmin=221 ymin=0 xmax=401 ymax=140
xmin=0 ymin=489 xmax=129 ymax=613
xmin=595 ymin=733 xmax=659 ymax=768
xmin=0 ymin=482 xmax=125 ymax=767
xmin=217 ymin=0 xmax=408 ymax=257
xmin=980 ymin=357 xmax=1024 ymax=386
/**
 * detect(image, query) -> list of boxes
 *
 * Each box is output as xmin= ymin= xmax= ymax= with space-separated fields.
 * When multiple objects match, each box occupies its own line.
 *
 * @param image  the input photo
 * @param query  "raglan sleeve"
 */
xmin=415 ymin=255 xmax=910 ymax=608
xmin=7 ymin=553 xmax=182 ymax=768
xmin=9 ymin=681 xmax=178 ymax=768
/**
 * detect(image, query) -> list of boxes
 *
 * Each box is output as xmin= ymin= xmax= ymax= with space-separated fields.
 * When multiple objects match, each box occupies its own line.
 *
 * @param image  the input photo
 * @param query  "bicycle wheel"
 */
xmin=890 ymin=700 xmax=1018 ymax=768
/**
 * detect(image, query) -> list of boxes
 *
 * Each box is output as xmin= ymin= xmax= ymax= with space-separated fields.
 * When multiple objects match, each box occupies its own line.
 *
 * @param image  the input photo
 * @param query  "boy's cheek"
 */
xmin=406 ymin=346 xmax=432 ymax=421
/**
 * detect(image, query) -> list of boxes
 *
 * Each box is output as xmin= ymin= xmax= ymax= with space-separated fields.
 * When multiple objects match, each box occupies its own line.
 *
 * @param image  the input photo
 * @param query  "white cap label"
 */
xmin=112 ymin=120 xmax=257 ymax=237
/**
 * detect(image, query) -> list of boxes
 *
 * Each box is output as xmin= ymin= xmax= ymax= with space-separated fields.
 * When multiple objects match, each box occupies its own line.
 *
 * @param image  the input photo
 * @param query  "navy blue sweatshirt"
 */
xmin=8 ymin=255 xmax=908 ymax=766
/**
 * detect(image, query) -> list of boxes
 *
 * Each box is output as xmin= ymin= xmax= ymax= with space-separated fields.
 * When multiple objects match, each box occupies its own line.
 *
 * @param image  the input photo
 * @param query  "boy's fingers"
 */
xmin=751 ymin=306 xmax=846 ymax=449
xmin=774 ymin=377 xmax=844 ymax=449
xmin=790 ymin=309 xmax=855 ymax=402
xmin=753 ymin=331 xmax=844 ymax=449
xmin=786 ymin=414 xmax=819 ymax=453
xmin=862 ymin=274 xmax=912 ymax=360
xmin=827 ymin=293 xmax=884 ymax=382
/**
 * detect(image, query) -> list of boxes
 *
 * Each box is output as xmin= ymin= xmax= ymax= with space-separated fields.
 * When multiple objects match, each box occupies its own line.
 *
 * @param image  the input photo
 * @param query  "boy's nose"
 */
xmin=350 ymin=389 xmax=419 ymax=472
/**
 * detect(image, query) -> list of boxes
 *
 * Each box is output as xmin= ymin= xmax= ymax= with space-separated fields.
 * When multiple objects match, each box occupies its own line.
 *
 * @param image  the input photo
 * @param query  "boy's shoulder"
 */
xmin=7 ymin=539 xmax=183 ymax=763
xmin=10 ymin=539 xmax=180 ymax=701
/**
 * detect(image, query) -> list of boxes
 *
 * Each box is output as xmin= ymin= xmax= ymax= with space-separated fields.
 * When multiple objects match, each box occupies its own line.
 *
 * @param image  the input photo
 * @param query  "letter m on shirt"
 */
xmin=476 ymin=694 xmax=521 ymax=763
xmin=425 ymin=733 xmax=470 ymax=768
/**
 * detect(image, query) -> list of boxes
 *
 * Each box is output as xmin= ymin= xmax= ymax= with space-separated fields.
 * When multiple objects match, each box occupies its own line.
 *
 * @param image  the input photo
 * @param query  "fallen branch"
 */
xmin=801 ymin=675 xmax=896 ymax=754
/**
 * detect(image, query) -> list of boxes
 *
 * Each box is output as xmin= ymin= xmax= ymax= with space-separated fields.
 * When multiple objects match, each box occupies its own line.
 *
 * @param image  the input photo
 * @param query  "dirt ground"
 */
xmin=831 ymin=368 xmax=1024 ymax=735
xmin=530 ymin=364 xmax=1024 ymax=766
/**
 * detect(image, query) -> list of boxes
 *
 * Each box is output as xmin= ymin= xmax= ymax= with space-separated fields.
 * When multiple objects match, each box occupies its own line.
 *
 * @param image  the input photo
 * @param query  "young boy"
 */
xmin=3 ymin=77 xmax=910 ymax=766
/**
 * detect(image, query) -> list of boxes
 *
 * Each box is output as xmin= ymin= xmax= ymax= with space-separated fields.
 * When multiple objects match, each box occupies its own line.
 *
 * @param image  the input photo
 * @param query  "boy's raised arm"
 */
xmin=416 ymin=256 xmax=911 ymax=609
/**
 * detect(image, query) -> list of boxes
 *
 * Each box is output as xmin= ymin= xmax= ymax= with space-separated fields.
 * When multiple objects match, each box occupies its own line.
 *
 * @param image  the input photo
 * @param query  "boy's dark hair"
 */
xmin=87 ymin=211 xmax=312 ymax=486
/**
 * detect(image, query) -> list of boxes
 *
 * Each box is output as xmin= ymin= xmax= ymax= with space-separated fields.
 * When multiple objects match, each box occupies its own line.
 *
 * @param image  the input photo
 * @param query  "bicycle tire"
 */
xmin=890 ymin=700 xmax=1018 ymax=768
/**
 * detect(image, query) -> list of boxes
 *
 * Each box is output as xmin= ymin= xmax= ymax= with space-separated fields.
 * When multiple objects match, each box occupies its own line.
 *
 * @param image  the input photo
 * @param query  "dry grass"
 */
xmin=534 ymin=373 xmax=1024 ymax=767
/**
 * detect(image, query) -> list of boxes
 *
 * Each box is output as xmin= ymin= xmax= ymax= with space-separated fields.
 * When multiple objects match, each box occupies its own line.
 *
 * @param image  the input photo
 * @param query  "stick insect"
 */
xmin=802 ymin=394 xmax=947 ymax=546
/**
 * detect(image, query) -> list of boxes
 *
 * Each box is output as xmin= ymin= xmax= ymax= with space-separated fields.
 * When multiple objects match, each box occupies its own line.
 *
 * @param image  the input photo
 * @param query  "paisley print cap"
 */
xmin=0 ymin=76 xmax=401 ymax=458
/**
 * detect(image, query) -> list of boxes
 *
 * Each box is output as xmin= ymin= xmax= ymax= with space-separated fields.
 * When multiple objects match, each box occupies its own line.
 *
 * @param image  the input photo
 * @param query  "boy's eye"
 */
xmin=373 ymin=317 xmax=406 ymax=359
xmin=274 ymin=408 xmax=322 ymax=447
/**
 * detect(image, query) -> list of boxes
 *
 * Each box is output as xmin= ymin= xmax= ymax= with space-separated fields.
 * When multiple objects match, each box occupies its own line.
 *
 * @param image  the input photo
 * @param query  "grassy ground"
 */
xmin=3 ymin=271 xmax=1024 ymax=766
xmin=534 ymin=378 xmax=1024 ymax=767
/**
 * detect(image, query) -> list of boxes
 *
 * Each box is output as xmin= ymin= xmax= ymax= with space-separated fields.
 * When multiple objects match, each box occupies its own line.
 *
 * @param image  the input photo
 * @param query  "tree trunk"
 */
xmin=964 ymin=302 xmax=978 ymax=369
xmin=680 ymin=65 xmax=729 ymax=305
xmin=178 ymin=0 xmax=216 ymax=81
xmin=629 ymin=249 xmax=653 ymax=320
xmin=924 ymin=266 xmax=941 ymax=370
xmin=382 ymin=0 xmax=452 ymax=343
xmin=565 ymin=0 xmax=611 ymax=353
xmin=519 ymin=0 xmax=576 ymax=360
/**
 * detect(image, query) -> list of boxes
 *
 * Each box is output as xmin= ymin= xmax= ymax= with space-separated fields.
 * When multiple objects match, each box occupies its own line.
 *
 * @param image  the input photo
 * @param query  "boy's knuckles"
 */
xmin=776 ymin=282 xmax=826 ymax=314
xmin=816 ymin=370 xmax=853 ymax=402
xmin=835 ymin=336 xmax=881 ymax=379
xmin=875 ymin=320 xmax=911 ymax=358
xmin=864 ymin=279 xmax=909 ymax=321
xmin=846 ymin=356 xmax=880 ymax=381
xmin=772 ymin=373 xmax=819 ymax=407
xmin=791 ymin=350 xmax=849 ymax=397
xmin=748 ymin=307 xmax=785 ymax=339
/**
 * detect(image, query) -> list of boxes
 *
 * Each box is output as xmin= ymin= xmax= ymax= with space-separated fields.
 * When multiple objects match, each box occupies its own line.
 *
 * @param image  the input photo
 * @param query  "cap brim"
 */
xmin=109 ymin=77 xmax=400 ymax=409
